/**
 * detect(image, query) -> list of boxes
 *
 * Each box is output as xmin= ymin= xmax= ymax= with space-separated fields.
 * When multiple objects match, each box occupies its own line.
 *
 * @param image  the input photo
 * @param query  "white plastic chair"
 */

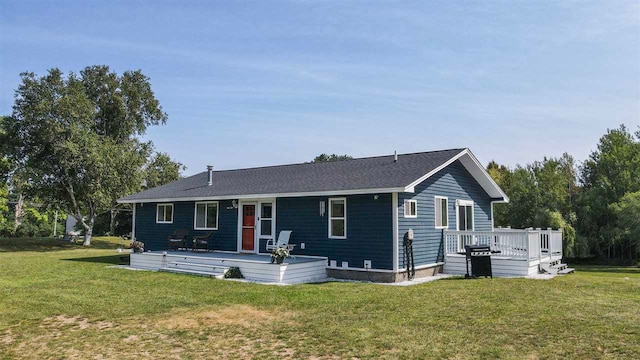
xmin=266 ymin=230 xmax=295 ymax=252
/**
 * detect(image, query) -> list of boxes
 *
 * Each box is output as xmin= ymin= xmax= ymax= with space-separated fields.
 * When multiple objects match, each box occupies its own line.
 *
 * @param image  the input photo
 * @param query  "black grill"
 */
xmin=464 ymin=245 xmax=493 ymax=278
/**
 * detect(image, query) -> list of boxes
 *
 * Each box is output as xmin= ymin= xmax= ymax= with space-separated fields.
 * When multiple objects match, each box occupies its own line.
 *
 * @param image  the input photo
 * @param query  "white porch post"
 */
xmin=131 ymin=203 xmax=136 ymax=243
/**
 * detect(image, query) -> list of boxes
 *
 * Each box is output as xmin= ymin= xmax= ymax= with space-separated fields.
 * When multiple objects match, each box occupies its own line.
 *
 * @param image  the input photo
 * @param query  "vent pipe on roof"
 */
xmin=207 ymin=165 xmax=214 ymax=186
xmin=394 ymin=151 xmax=398 ymax=162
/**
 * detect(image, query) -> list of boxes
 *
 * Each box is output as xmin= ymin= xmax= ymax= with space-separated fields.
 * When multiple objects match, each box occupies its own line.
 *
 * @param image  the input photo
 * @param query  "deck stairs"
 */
xmin=160 ymin=261 xmax=230 ymax=279
xmin=540 ymin=259 xmax=574 ymax=275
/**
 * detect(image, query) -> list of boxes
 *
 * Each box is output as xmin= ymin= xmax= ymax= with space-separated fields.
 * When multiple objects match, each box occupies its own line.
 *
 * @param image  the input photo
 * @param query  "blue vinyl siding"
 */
xmin=276 ymin=194 xmax=393 ymax=270
xmin=397 ymin=160 xmax=493 ymax=268
xmin=134 ymin=200 xmax=237 ymax=251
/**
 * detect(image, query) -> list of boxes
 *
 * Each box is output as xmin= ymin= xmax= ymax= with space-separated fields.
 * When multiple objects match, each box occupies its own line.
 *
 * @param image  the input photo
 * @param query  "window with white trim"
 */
xmin=435 ymin=196 xmax=448 ymax=228
xmin=404 ymin=200 xmax=417 ymax=218
xmin=328 ymin=198 xmax=346 ymax=239
xmin=194 ymin=201 xmax=219 ymax=230
xmin=259 ymin=202 xmax=273 ymax=237
xmin=156 ymin=204 xmax=173 ymax=224
xmin=457 ymin=199 xmax=474 ymax=231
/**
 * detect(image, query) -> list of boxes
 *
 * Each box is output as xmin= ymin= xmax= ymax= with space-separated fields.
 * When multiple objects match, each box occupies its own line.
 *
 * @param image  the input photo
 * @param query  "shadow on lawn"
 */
xmin=0 ymin=237 xmax=126 ymax=252
xmin=64 ymin=254 xmax=129 ymax=265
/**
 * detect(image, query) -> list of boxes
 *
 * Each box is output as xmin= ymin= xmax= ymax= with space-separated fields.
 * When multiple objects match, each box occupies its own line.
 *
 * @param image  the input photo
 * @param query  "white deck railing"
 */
xmin=444 ymin=228 xmax=563 ymax=261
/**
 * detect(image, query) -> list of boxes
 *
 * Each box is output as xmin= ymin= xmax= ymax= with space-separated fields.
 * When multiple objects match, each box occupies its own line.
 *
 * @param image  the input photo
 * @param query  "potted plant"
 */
xmin=129 ymin=240 xmax=145 ymax=253
xmin=270 ymin=247 xmax=289 ymax=264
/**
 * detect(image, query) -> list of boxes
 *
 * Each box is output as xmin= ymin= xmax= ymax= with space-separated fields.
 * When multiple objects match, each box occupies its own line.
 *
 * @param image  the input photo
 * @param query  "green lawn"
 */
xmin=1 ymin=237 xmax=639 ymax=359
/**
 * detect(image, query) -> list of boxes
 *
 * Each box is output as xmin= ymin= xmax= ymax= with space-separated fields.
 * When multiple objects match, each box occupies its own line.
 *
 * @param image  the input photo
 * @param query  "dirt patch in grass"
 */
xmin=4 ymin=305 xmax=306 ymax=360
xmin=41 ymin=315 xmax=116 ymax=331
xmin=156 ymin=304 xmax=289 ymax=330
xmin=1 ymin=328 xmax=15 ymax=346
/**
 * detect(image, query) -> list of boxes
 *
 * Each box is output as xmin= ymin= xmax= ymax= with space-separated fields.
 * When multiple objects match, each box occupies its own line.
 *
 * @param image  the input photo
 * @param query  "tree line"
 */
xmin=489 ymin=125 xmax=639 ymax=262
xmin=1 ymin=66 xmax=183 ymax=244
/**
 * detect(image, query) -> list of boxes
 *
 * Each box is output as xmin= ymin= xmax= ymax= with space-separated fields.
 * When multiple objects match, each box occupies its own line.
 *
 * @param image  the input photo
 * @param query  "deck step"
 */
xmin=539 ymin=261 xmax=572 ymax=275
xmin=557 ymin=267 xmax=575 ymax=274
xmin=160 ymin=267 xmax=227 ymax=279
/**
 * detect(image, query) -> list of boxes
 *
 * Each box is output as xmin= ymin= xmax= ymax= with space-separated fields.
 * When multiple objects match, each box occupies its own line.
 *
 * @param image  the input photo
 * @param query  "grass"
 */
xmin=0 ymin=237 xmax=639 ymax=359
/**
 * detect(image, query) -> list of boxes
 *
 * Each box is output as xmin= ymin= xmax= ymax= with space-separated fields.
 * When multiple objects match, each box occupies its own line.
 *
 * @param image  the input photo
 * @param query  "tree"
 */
xmin=0 ymin=184 xmax=9 ymax=236
xmin=0 ymin=116 xmax=12 ymax=235
xmin=488 ymin=155 xmax=579 ymax=256
xmin=311 ymin=154 xmax=353 ymax=162
xmin=609 ymin=191 xmax=640 ymax=260
xmin=143 ymin=152 xmax=184 ymax=189
xmin=487 ymin=161 xmax=512 ymax=227
xmin=578 ymin=125 xmax=640 ymax=259
xmin=6 ymin=66 xmax=167 ymax=245
xmin=106 ymin=151 xmax=184 ymax=235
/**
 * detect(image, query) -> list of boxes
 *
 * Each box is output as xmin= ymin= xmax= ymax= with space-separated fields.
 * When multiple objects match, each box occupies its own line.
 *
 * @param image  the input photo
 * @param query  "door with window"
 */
xmin=241 ymin=204 xmax=256 ymax=252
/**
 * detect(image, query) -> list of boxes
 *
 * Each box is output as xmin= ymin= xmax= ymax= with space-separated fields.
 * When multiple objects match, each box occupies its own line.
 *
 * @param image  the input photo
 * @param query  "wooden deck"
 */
xmin=130 ymin=251 xmax=328 ymax=284
xmin=442 ymin=228 xmax=565 ymax=277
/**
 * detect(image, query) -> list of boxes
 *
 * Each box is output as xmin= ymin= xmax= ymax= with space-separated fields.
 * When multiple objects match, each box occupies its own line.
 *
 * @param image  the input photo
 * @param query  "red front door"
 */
xmin=242 ymin=204 xmax=256 ymax=251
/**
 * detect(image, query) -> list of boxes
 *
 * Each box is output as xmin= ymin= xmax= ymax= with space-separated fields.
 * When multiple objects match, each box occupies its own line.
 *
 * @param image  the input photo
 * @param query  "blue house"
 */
xmin=119 ymin=148 xmax=566 ymax=282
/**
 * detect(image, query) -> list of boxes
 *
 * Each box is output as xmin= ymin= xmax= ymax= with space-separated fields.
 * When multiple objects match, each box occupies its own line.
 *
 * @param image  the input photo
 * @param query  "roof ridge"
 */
xmin=198 ymin=147 xmax=467 ymax=175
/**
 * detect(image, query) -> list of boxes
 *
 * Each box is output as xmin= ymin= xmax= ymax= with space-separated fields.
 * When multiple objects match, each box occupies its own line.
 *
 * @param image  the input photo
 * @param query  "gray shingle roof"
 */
xmin=118 ymin=148 xmax=466 ymax=202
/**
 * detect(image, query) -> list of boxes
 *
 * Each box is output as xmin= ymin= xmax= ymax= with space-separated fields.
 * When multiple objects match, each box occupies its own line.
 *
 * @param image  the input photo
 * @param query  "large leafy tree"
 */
xmin=578 ymin=125 xmax=640 ymax=259
xmin=6 ymin=66 xmax=167 ymax=245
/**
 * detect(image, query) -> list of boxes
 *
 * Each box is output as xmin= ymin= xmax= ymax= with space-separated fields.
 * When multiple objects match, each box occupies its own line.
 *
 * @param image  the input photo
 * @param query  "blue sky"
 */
xmin=1 ymin=1 xmax=638 ymax=175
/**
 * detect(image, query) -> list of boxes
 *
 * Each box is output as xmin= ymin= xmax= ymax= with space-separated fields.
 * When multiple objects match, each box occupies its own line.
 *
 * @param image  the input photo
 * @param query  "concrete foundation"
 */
xmin=327 ymin=264 xmax=444 ymax=283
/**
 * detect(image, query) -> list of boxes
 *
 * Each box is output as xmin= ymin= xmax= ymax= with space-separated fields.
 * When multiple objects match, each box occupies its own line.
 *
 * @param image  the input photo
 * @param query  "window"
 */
xmin=260 ymin=202 xmax=273 ymax=237
xmin=156 ymin=204 xmax=173 ymax=224
xmin=194 ymin=201 xmax=218 ymax=230
xmin=435 ymin=196 xmax=448 ymax=228
xmin=404 ymin=200 xmax=417 ymax=218
xmin=457 ymin=200 xmax=474 ymax=231
xmin=328 ymin=198 xmax=346 ymax=239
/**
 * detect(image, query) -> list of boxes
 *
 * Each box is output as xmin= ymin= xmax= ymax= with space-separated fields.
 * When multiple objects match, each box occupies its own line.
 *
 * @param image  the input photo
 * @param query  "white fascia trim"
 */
xmin=403 ymin=148 xmax=509 ymax=202
xmin=117 ymin=187 xmax=407 ymax=204
xmin=462 ymin=149 xmax=510 ymax=202
xmin=403 ymin=149 xmax=468 ymax=191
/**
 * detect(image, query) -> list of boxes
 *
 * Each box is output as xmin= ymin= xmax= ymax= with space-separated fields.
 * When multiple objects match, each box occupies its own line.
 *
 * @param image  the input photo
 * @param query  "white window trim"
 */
xmin=156 ymin=203 xmax=174 ymax=224
xmin=403 ymin=199 xmax=417 ymax=218
xmin=257 ymin=200 xmax=276 ymax=241
xmin=434 ymin=196 xmax=448 ymax=229
xmin=328 ymin=197 xmax=347 ymax=239
xmin=455 ymin=199 xmax=475 ymax=231
xmin=193 ymin=201 xmax=219 ymax=230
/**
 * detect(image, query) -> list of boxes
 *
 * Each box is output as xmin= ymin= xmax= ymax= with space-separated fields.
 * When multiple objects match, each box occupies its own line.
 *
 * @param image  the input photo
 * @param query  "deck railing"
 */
xmin=444 ymin=228 xmax=563 ymax=261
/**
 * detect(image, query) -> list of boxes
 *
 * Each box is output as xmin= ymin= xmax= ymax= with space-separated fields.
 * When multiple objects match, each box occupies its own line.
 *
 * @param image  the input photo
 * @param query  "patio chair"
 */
xmin=193 ymin=232 xmax=214 ymax=252
xmin=167 ymin=229 xmax=189 ymax=251
xmin=265 ymin=230 xmax=296 ymax=252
